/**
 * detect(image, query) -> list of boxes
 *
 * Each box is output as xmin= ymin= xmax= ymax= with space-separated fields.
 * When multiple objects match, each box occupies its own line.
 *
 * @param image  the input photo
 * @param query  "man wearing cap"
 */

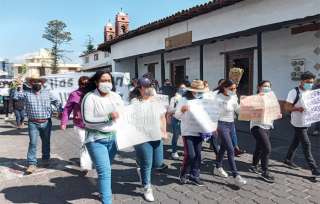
xmin=13 ymin=75 xmax=61 ymax=174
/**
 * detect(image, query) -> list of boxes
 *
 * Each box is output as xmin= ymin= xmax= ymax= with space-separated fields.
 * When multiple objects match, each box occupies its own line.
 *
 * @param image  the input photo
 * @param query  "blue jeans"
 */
xmin=231 ymin=123 xmax=238 ymax=148
xmin=86 ymin=138 xmax=117 ymax=204
xmin=27 ymin=119 xmax=52 ymax=165
xmin=14 ymin=109 xmax=25 ymax=126
xmin=171 ymin=117 xmax=181 ymax=153
xmin=135 ymin=140 xmax=164 ymax=187
xmin=216 ymin=121 xmax=239 ymax=177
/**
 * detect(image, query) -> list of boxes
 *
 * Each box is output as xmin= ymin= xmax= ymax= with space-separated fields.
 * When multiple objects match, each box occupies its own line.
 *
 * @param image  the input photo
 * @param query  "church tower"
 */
xmin=115 ymin=9 xmax=129 ymax=36
xmin=104 ymin=20 xmax=115 ymax=42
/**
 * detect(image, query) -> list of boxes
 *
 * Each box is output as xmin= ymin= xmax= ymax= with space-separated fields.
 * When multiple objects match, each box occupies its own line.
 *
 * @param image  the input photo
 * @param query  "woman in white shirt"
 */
xmin=168 ymin=83 xmax=186 ymax=160
xmin=129 ymin=77 xmax=168 ymax=202
xmin=249 ymin=80 xmax=277 ymax=183
xmin=213 ymin=79 xmax=247 ymax=187
xmin=175 ymin=80 xmax=210 ymax=187
xmin=82 ymin=71 xmax=124 ymax=204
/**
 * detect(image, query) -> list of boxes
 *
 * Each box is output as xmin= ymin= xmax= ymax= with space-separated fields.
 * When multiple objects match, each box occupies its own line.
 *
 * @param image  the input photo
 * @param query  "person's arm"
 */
xmin=60 ymin=93 xmax=76 ymax=129
xmin=160 ymin=114 xmax=168 ymax=139
xmin=285 ymin=89 xmax=304 ymax=113
xmin=174 ymin=99 xmax=188 ymax=120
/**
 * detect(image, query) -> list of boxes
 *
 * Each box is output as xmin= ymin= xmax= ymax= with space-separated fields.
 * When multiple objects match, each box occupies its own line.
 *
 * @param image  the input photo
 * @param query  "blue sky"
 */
xmin=0 ymin=0 xmax=209 ymax=63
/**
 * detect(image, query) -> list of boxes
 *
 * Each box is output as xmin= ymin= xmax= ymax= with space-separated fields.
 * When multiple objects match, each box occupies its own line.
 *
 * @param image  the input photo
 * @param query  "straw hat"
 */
xmin=186 ymin=80 xmax=208 ymax=92
xmin=25 ymin=74 xmax=47 ymax=83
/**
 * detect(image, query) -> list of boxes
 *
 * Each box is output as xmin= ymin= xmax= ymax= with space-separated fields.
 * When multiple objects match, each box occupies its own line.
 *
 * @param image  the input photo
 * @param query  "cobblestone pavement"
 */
xmin=1 ymin=115 xmax=320 ymax=204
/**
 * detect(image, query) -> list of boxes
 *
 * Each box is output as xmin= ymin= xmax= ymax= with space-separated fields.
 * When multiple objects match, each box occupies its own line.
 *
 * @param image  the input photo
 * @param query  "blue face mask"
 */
xmin=194 ymin=92 xmax=203 ymax=99
xmin=227 ymin=90 xmax=235 ymax=96
xmin=178 ymin=88 xmax=186 ymax=95
xmin=303 ymin=83 xmax=313 ymax=90
xmin=262 ymin=87 xmax=271 ymax=93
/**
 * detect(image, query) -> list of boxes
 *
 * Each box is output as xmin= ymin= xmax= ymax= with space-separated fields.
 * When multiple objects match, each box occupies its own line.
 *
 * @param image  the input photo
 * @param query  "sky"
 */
xmin=0 ymin=0 xmax=210 ymax=64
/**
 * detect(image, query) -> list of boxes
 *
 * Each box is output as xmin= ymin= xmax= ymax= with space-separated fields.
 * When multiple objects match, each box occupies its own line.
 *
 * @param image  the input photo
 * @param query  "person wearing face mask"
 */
xmin=13 ymin=75 xmax=62 ymax=175
xmin=283 ymin=71 xmax=320 ymax=177
xmin=129 ymin=77 xmax=168 ymax=202
xmin=213 ymin=79 xmax=247 ymax=187
xmin=168 ymin=83 xmax=186 ymax=160
xmin=81 ymin=71 xmax=124 ymax=204
xmin=175 ymin=80 xmax=209 ymax=187
xmin=249 ymin=80 xmax=279 ymax=183
xmin=60 ymin=76 xmax=92 ymax=175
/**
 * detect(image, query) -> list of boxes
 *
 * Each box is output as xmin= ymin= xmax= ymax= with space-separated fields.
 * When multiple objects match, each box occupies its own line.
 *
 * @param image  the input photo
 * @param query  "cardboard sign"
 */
xmin=302 ymin=89 xmax=320 ymax=126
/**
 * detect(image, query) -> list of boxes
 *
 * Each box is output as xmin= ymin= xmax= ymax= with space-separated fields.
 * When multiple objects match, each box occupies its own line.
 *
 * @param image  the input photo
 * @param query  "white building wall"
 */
xmin=262 ymin=29 xmax=320 ymax=100
xmin=115 ymin=58 xmax=135 ymax=79
xmin=110 ymin=0 xmax=320 ymax=60
xmin=138 ymin=55 xmax=162 ymax=83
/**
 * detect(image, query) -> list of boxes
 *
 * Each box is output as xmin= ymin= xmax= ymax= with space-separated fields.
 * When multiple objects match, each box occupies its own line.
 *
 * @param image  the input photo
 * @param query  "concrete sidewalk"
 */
xmin=1 ymin=115 xmax=320 ymax=204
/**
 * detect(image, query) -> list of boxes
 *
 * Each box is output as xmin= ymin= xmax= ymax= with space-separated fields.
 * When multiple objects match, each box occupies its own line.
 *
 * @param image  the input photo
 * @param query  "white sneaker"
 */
xmin=137 ymin=167 xmax=142 ymax=184
xmin=144 ymin=185 xmax=155 ymax=202
xmin=214 ymin=167 xmax=228 ymax=178
xmin=171 ymin=152 xmax=179 ymax=160
xmin=234 ymin=175 xmax=247 ymax=187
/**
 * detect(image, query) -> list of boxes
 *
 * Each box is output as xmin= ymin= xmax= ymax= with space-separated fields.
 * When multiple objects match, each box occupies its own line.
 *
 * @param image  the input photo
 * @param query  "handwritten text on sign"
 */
xmin=239 ymin=92 xmax=281 ymax=123
xmin=302 ymin=89 xmax=320 ymax=126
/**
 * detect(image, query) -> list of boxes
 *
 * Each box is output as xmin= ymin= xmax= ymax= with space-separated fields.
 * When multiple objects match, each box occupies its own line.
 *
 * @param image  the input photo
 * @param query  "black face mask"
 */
xmin=32 ymin=83 xmax=42 ymax=92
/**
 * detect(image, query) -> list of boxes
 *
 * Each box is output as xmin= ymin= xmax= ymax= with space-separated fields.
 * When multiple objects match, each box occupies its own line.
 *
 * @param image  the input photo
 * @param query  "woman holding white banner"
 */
xmin=213 ymin=79 xmax=247 ymax=187
xmin=81 ymin=71 xmax=124 ymax=204
xmin=249 ymin=80 xmax=277 ymax=183
xmin=175 ymin=80 xmax=212 ymax=187
xmin=130 ymin=77 xmax=168 ymax=202
xmin=61 ymin=76 xmax=92 ymax=175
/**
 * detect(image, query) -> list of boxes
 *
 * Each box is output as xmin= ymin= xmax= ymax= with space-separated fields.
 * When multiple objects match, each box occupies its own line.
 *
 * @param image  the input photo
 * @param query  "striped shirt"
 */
xmin=13 ymin=89 xmax=61 ymax=120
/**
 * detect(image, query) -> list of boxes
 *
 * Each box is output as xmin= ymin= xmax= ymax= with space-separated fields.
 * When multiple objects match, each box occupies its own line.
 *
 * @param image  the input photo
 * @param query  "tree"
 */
xmin=84 ymin=35 xmax=95 ymax=54
xmin=42 ymin=20 xmax=72 ymax=74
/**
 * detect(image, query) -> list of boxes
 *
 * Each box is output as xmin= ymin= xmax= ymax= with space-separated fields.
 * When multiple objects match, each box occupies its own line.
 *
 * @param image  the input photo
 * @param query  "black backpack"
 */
xmin=292 ymin=87 xmax=300 ymax=106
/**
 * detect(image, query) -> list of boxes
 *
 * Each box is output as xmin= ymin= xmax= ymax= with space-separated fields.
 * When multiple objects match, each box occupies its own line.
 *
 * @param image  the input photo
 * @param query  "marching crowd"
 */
xmin=9 ymin=70 xmax=320 ymax=204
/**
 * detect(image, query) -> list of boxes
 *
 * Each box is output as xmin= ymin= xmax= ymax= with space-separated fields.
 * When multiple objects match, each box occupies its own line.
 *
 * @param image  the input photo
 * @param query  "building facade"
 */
xmin=0 ymin=59 xmax=14 ymax=79
xmin=13 ymin=48 xmax=81 ymax=77
xmin=98 ymin=0 xmax=320 ymax=101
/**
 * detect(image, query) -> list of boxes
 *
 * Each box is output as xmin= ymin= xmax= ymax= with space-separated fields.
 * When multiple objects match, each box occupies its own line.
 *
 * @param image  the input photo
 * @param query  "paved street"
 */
xmin=1 ymin=115 xmax=320 ymax=204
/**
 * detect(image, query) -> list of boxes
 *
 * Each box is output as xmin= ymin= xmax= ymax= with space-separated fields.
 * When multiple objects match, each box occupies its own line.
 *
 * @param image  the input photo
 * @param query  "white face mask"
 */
xmin=98 ymin=82 xmax=113 ymax=93
xmin=226 ymin=90 xmax=235 ymax=96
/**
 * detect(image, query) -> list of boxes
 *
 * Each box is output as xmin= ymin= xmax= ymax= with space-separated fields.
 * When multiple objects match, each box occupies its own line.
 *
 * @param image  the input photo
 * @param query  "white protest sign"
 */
xmin=43 ymin=72 xmax=130 ymax=106
xmin=116 ymin=100 xmax=164 ymax=150
xmin=239 ymin=92 xmax=281 ymax=123
xmin=302 ymin=89 xmax=320 ymax=126
xmin=155 ymin=94 xmax=169 ymax=109
xmin=182 ymin=99 xmax=219 ymax=133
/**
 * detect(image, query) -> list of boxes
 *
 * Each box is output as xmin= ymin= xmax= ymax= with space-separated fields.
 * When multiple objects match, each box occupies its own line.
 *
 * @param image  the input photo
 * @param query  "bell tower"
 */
xmin=104 ymin=20 xmax=115 ymax=42
xmin=115 ymin=9 xmax=129 ymax=36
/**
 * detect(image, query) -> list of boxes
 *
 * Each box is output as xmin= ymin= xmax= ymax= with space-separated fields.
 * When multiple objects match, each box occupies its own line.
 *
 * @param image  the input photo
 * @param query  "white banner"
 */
xmin=182 ymin=99 xmax=219 ymax=133
xmin=43 ymin=72 xmax=130 ymax=106
xmin=116 ymin=100 xmax=164 ymax=150
xmin=302 ymin=89 xmax=320 ymax=126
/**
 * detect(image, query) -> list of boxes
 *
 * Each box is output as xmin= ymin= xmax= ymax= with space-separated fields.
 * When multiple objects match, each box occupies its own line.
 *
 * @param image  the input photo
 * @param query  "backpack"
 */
xmin=292 ymin=87 xmax=300 ymax=106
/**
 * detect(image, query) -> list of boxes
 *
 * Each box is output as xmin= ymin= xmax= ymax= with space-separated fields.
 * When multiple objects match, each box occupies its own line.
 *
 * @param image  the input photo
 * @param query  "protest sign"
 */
xmin=302 ymin=89 xmax=320 ymax=126
xmin=155 ymin=94 xmax=169 ymax=108
xmin=239 ymin=92 xmax=281 ymax=123
xmin=181 ymin=99 xmax=220 ymax=133
xmin=43 ymin=72 xmax=130 ymax=106
xmin=116 ymin=100 xmax=164 ymax=150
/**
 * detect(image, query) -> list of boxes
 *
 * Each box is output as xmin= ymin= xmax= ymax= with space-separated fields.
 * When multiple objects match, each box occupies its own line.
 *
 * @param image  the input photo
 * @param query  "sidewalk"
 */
xmin=1 ymin=115 xmax=320 ymax=204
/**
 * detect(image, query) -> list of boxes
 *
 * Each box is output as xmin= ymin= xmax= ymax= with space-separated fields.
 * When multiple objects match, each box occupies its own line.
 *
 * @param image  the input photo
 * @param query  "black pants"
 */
xmin=286 ymin=127 xmax=318 ymax=170
xmin=181 ymin=136 xmax=202 ymax=178
xmin=251 ymin=126 xmax=271 ymax=172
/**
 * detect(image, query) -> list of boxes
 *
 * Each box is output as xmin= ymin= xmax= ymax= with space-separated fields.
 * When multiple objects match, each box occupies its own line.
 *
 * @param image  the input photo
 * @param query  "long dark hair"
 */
xmin=218 ymin=79 xmax=236 ymax=94
xmin=257 ymin=80 xmax=271 ymax=94
xmin=86 ymin=70 xmax=116 ymax=93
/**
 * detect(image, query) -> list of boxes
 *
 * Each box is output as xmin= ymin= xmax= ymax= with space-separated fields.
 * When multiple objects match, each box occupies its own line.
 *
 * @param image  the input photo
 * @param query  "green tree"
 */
xmin=42 ymin=20 xmax=72 ymax=74
xmin=84 ymin=35 xmax=95 ymax=54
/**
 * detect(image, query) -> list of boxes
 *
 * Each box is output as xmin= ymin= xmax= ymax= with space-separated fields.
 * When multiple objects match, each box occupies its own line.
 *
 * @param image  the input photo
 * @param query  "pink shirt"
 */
xmin=61 ymin=89 xmax=85 ymax=129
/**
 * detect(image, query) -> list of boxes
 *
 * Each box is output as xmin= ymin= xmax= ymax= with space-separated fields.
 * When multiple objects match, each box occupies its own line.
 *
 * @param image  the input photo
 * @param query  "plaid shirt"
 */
xmin=13 ymin=89 xmax=61 ymax=120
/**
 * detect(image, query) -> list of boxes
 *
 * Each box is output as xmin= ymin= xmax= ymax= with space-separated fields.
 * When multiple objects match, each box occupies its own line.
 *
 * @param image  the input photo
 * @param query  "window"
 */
xmin=85 ymin=57 xmax=89 ymax=63
xmin=121 ymin=25 xmax=126 ymax=33
xmin=147 ymin=64 xmax=156 ymax=79
xmin=94 ymin=54 xmax=99 ymax=61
